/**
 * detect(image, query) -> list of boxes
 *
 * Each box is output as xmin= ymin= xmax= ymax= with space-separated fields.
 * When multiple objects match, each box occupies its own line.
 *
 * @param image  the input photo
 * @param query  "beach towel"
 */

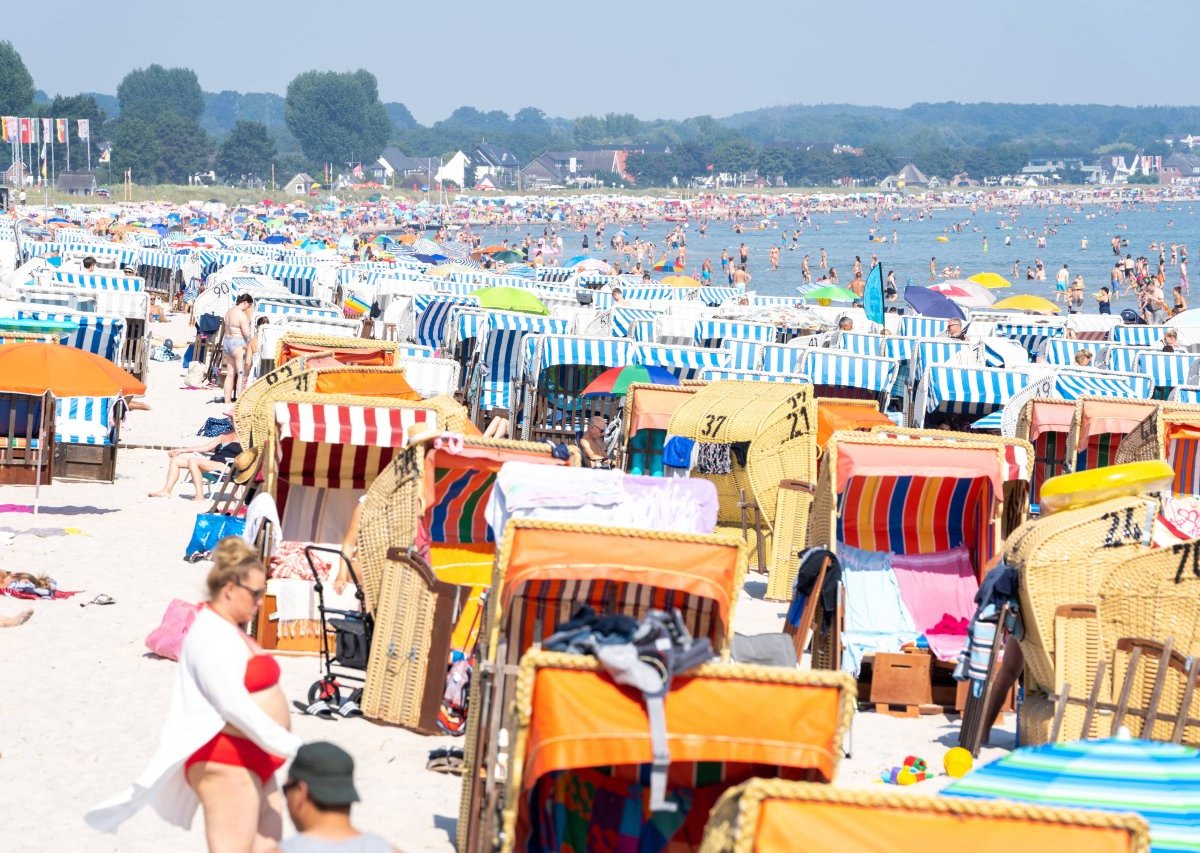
xmin=0 ymin=504 xmax=33 ymax=514
xmin=838 ymin=543 xmax=917 ymax=675
xmin=2 ymin=588 xmax=78 ymax=601
xmin=891 ymin=547 xmax=979 ymax=662
xmin=267 ymin=577 xmax=359 ymax=637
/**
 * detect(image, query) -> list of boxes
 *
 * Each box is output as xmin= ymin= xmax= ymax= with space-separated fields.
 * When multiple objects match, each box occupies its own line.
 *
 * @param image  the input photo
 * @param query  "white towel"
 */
xmin=267 ymin=578 xmax=360 ymax=624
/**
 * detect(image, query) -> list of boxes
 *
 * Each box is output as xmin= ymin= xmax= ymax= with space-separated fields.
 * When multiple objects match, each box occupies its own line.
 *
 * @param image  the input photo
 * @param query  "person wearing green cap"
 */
xmin=277 ymin=742 xmax=397 ymax=852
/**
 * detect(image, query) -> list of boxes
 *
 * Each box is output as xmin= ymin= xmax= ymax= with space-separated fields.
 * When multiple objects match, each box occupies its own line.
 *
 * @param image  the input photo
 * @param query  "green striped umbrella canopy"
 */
xmin=944 ymin=737 xmax=1200 ymax=852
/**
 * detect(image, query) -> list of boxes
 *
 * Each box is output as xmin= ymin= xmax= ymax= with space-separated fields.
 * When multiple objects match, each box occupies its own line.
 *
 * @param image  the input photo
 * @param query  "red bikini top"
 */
xmin=244 ymin=654 xmax=280 ymax=692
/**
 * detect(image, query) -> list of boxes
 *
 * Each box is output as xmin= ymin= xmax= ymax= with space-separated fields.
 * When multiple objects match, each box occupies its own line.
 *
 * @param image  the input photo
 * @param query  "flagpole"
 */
xmin=66 ymin=120 xmax=70 ymax=172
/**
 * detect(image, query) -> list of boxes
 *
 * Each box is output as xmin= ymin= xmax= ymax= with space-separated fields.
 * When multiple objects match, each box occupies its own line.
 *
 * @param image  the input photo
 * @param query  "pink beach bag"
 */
xmin=144 ymin=599 xmax=202 ymax=661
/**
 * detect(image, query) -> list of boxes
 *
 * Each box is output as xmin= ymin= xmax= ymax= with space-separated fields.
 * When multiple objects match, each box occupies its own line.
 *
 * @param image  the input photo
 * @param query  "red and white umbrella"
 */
xmin=929 ymin=279 xmax=996 ymax=308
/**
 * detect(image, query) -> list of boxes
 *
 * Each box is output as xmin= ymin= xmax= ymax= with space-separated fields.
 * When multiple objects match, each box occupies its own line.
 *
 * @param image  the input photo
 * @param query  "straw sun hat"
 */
xmin=231 ymin=447 xmax=261 ymax=485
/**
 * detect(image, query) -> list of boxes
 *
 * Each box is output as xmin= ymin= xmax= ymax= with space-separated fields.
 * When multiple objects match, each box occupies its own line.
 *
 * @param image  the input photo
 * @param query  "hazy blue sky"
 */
xmin=13 ymin=0 xmax=1194 ymax=123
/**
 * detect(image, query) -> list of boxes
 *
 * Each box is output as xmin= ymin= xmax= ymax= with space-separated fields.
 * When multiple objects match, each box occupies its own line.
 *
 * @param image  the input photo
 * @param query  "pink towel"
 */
xmin=0 ymin=504 xmax=33 ymax=514
xmin=891 ymin=548 xmax=978 ymax=662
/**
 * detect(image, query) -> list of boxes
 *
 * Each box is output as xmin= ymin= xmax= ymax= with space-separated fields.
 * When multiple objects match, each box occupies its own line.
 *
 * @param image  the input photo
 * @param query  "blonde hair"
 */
xmin=206 ymin=537 xmax=263 ymax=597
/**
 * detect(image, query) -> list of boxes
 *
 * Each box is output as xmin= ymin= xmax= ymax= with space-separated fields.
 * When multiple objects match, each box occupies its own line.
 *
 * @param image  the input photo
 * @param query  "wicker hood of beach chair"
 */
xmin=493 ymin=651 xmax=856 ymax=853
xmin=1098 ymin=544 xmax=1200 ymax=745
xmin=668 ymin=380 xmax=818 ymax=602
xmin=1115 ymin=405 xmax=1200 ymax=497
xmin=1062 ymin=397 xmax=1159 ymax=476
xmin=700 ymin=779 xmax=1151 ymax=853
xmin=1004 ymin=495 xmax=1159 ymax=744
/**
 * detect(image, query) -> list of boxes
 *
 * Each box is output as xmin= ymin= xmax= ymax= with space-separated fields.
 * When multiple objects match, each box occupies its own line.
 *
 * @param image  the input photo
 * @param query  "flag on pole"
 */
xmin=77 ymin=118 xmax=90 ymax=140
xmin=55 ymin=119 xmax=67 ymax=144
xmin=40 ymin=143 xmax=47 ymax=179
xmin=41 ymin=117 xmax=50 ymax=142
xmin=98 ymin=147 xmax=110 ymax=163
xmin=1 ymin=117 xmax=13 ymax=142
xmin=19 ymin=117 xmax=32 ymax=144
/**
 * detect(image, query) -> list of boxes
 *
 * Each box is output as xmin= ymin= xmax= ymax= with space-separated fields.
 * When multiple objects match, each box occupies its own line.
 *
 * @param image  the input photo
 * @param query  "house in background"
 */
xmin=435 ymin=151 xmax=471 ymax=189
xmin=879 ymin=163 xmax=934 ymax=189
xmin=1163 ymin=153 xmax=1200 ymax=184
xmin=56 ymin=172 xmax=97 ymax=195
xmin=520 ymin=153 xmax=567 ymax=189
xmin=473 ymin=142 xmax=520 ymax=187
xmin=377 ymin=147 xmax=438 ymax=183
xmin=284 ymin=172 xmax=315 ymax=194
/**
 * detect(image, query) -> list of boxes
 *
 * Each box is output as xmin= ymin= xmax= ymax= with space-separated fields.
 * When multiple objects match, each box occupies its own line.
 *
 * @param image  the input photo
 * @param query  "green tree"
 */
xmin=284 ymin=69 xmax=391 ymax=165
xmin=110 ymin=118 xmax=164 ymax=183
xmin=385 ymin=101 xmax=417 ymax=130
xmin=713 ymin=138 xmax=758 ymax=177
xmin=573 ymin=115 xmax=603 ymax=145
xmin=153 ymin=114 xmax=212 ymax=183
xmin=757 ymin=147 xmax=792 ymax=182
xmin=117 ymin=64 xmax=204 ymax=122
xmin=217 ymin=120 xmax=276 ymax=182
xmin=512 ymin=107 xmax=549 ymax=135
xmin=0 ymin=41 xmax=34 ymax=115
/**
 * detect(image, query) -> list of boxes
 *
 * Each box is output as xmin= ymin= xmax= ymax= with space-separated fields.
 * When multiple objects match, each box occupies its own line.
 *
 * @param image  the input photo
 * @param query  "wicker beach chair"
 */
xmin=458 ymin=519 xmax=749 ymax=852
xmin=1063 ymin=397 xmax=1158 ymax=476
xmin=701 ymin=780 xmax=1151 ymax=853
xmin=356 ymin=436 xmax=571 ymax=734
xmin=1096 ymin=544 xmax=1200 ymax=745
xmin=1002 ymin=496 xmax=1158 ymax=744
xmin=1016 ymin=397 xmax=1078 ymax=510
xmin=807 ymin=433 xmax=1010 ymax=702
xmin=1114 ymin=403 xmax=1200 ymax=495
xmin=485 ymin=650 xmax=854 ymax=853
xmin=668 ymin=380 xmax=818 ymax=600
xmin=619 ymin=382 xmax=698 ymax=474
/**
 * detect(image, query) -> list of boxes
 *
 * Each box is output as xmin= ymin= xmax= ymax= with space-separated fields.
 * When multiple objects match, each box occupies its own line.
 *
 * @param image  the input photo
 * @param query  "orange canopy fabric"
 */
xmin=314 ymin=371 xmax=419 ymax=400
xmin=523 ymin=667 xmax=844 ymax=790
xmin=1079 ymin=400 xmax=1156 ymax=443
xmin=835 ymin=440 xmax=1004 ymax=493
xmin=816 ymin=403 xmax=892 ymax=447
xmin=1027 ymin=400 xmax=1077 ymax=442
xmin=0 ymin=342 xmax=146 ymax=397
xmin=500 ymin=523 xmax=741 ymax=631
xmin=755 ymin=800 xmax=1136 ymax=852
xmin=280 ymin=342 xmax=394 ymax=367
xmin=629 ymin=386 xmax=695 ymax=434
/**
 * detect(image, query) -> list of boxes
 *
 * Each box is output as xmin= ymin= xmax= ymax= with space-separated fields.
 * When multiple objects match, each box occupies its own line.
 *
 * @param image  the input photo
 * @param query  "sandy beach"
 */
xmin=0 ymin=311 xmax=1013 ymax=852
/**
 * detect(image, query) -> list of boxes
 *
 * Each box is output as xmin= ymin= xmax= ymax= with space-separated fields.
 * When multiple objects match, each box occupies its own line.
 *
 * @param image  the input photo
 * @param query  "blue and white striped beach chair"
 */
xmin=54 ymin=397 xmax=120 ymax=481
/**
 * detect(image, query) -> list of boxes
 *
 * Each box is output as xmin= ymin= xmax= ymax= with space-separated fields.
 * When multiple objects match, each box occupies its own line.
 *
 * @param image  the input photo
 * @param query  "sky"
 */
xmin=13 ymin=0 xmax=1195 ymax=124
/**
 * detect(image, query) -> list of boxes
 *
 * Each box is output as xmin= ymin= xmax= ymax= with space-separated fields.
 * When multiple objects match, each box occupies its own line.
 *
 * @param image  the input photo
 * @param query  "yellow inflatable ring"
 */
xmin=935 ymin=236 xmax=950 ymax=242
xmin=1039 ymin=460 xmax=1175 ymax=514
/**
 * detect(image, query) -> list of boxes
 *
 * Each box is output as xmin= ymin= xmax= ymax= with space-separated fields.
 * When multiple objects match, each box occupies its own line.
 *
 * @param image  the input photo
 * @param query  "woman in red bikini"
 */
xmin=87 ymin=538 xmax=302 ymax=851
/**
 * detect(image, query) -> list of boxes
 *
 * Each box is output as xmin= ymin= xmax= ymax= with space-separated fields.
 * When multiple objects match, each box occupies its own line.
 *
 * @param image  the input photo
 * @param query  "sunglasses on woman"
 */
xmin=236 ymin=581 xmax=267 ymax=601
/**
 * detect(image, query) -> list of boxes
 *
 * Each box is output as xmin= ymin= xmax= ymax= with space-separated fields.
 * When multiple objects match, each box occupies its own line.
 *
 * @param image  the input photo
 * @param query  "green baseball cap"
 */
xmin=288 ymin=742 xmax=359 ymax=806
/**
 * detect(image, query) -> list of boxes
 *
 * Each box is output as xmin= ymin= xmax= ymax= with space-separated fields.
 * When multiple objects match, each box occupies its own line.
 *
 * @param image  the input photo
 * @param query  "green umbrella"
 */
xmin=803 ymin=285 xmax=860 ymax=302
xmin=472 ymin=286 xmax=549 ymax=316
xmin=491 ymin=250 xmax=525 ymax=263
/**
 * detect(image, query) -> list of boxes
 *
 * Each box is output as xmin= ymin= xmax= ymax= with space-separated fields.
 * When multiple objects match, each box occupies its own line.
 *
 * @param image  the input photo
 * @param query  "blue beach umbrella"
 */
xmin=944 ymin=737 xmax=1200 ymax=852
xmin=904 ymin=284 xmax=967 ymax=321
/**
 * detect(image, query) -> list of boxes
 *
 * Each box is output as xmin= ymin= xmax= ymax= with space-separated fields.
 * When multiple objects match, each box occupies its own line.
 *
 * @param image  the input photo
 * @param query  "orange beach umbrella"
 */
xmin=0 ymin=343 xmax=146 ymax=397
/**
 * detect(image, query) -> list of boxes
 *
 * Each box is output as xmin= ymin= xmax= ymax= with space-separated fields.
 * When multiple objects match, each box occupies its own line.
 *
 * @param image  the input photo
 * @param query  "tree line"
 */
xmin=0 ymin=39 xmax=1193 ymax=189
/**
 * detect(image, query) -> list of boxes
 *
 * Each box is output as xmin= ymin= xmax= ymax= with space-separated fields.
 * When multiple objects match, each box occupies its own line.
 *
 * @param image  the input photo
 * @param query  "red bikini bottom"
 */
xmin=184 ymin=732 xmax=286 ymax=785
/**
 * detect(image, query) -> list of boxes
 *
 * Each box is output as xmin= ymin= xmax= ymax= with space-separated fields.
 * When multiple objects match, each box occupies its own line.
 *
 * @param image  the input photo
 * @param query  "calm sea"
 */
xmin=483 ymin=201 xmax=1198 ymax=310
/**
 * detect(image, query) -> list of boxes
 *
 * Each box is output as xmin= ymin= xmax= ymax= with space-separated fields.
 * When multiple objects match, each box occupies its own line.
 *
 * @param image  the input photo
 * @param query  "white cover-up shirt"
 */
xmin=85 ymin=607 xmax=303 ymax=833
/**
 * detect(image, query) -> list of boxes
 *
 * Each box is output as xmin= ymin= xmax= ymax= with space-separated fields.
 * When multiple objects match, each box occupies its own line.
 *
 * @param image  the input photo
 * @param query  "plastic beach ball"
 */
xmin=944 ymin=747 xmax=973 ymax=778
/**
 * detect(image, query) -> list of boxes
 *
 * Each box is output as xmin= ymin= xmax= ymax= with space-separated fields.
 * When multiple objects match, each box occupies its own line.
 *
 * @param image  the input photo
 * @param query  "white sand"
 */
xmin=0 ymin=313 xmax=1013 ymax=852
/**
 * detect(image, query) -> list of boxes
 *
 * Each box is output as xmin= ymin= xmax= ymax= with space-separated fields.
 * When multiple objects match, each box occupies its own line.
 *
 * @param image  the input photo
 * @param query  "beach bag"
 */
xmin=197 ymin=416 xmax=234 ymax=438
xmin=185 ymin=361 xmax=207 ymax=388
xmin=144 ymin=599 xmax=201 ymax=661
xmin=185 ymin=514 xmax=247 ymax=557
